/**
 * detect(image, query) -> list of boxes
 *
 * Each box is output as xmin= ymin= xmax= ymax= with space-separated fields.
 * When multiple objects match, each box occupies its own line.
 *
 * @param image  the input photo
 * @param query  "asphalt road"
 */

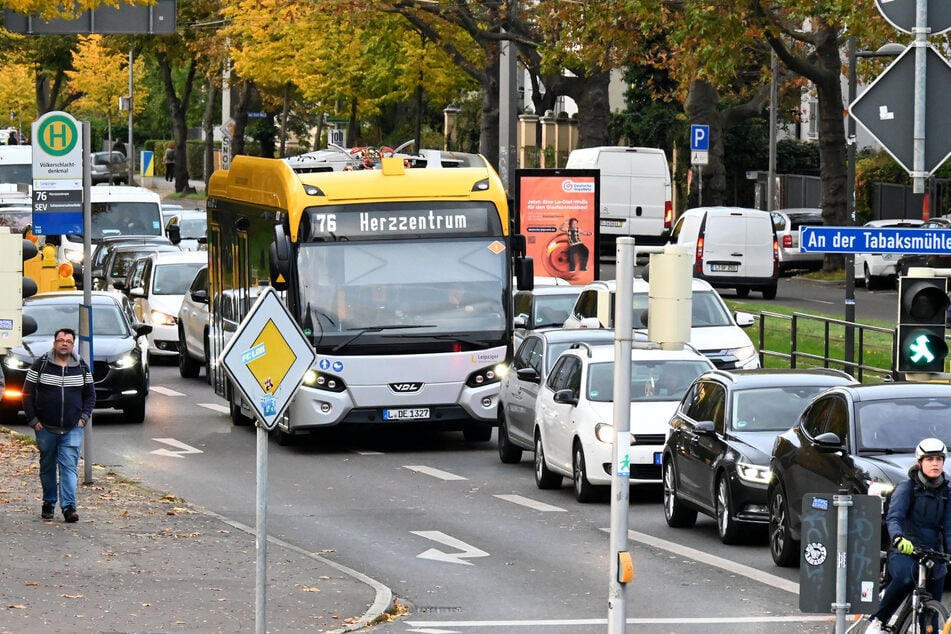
xmin=13 ymin=362 xmax=862 ymax=633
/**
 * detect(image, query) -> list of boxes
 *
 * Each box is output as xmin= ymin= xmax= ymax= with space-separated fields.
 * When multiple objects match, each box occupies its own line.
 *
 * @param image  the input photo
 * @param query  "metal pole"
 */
xmin=912 ymin=0 xmax=928 ymax=194
xmin=697 ymin=165 xmax=703 ymax=207
xmin=845 ymin=38 xmax=857 ymax=372
xmin=81 ymin=121 xmax=94 ymax=485
xmin=608 ymin=237 xmax=635 ymax=633
xmin=832 ymin=494 xmax=853 ymax=634
xmin=255 ymin=424 xmax=268 ymax=634
xmin=127 ymin=48 xmax=134 ymax=184
xmin=767 ymin=50 xmax=777 ymax=212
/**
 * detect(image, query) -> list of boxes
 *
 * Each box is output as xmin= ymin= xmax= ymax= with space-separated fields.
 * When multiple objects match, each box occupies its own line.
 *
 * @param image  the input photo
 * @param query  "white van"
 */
xmin=0 ymin=145 xmax=32 ymax=194
xmin=669 ymin=206 xmax=778 ymax=299
xmin=564 ymin=146 xmax=672 ymax=248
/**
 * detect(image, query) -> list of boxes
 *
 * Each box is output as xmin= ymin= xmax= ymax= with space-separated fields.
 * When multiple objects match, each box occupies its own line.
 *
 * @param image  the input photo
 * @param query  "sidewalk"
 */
xmin=140 ymin=173 xmax=206 ymax=199
xmin=0 ymin=431 xmax=392 ymax=633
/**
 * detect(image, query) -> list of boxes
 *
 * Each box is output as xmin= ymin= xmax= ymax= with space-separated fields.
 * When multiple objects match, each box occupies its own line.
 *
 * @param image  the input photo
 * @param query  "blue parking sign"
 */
xmin=690 ymin=125 xmax=710 ymax=152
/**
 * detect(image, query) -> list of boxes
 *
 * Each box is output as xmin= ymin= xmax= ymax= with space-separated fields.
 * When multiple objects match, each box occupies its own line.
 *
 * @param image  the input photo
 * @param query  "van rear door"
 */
xmin=701 ymin=209 xmax=774 ymax=279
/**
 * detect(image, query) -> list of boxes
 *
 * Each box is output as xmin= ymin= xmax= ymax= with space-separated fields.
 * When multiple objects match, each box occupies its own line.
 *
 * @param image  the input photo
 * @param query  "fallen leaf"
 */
xmin=8 ymin=604 xmax=27 ymax=609
xmin=61 ymin=594 xmax=83 ymax=599
xmin=25 ymin=581 xmax=39 ymax=587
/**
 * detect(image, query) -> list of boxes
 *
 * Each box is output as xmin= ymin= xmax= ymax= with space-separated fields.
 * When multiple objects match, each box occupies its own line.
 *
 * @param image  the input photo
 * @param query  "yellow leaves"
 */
xmin=67 ymin=35 xmax=150 ymax=123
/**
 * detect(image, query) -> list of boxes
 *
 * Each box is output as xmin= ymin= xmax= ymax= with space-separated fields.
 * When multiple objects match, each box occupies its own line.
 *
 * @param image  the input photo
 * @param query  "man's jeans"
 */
xmin=36 ymin=426 xmax=83 ymax=510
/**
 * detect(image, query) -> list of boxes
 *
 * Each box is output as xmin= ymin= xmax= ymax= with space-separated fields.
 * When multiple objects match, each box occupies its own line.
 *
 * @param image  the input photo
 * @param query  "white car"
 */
xmin=177 ymin=264 xmax=209 ymax=378
xmin=129 ymin=250 xmax=208 ymax=358
xmin=562 ymin=278 xmax=760 ymax=369
xmin=854 ymin=218 xmax=924 ymax=290
xmin=771 ymin=208 xmax=824 ymax=275
xmin=533 ymin=342 xmax=714 ymax=502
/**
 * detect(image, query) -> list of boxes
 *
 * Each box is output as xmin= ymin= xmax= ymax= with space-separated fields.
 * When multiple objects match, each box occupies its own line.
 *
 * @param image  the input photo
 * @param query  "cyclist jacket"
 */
xmin=886 ymin=464 xmax=951 ymax=553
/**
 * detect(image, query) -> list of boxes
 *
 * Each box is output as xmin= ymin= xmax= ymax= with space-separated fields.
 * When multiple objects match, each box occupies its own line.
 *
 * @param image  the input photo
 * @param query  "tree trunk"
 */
xmin=156 ymin=52 xmax=196 ymax=194
xmin=684 ymin=80 xmax=727 ymax=206
xmin=201 ymin=78 xmax=218 ymax=186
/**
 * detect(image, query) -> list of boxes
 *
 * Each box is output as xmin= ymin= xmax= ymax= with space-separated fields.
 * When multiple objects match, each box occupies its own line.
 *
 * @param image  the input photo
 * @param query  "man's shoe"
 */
xmin=41 ymin=503 xmax=53 ymax=520
xmin=865 ymin=618 xmax=883 ymax=634
xmin=63 ymin=506 xmax=79 ymax=523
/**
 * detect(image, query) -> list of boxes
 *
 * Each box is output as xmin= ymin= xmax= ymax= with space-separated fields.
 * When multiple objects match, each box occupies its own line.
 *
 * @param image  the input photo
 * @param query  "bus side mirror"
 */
xmin=269 ymin=225 xmax=291 ymax=291
xmin=515 ymin=256 xmax=533 ymax=291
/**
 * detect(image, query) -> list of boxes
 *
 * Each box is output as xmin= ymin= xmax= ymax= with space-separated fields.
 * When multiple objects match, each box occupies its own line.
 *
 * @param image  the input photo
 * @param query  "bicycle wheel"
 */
xmin=893 ymin=599 xmax=950 ymax=633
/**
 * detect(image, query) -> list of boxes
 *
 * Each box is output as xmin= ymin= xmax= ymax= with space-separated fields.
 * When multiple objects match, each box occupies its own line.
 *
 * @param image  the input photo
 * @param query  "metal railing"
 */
xmin=756 ymin=311 xmax=897 ymax=382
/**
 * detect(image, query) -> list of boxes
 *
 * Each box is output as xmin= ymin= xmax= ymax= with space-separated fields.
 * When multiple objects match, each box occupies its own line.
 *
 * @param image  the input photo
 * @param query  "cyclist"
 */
xmin=866 ymin=437 xmax=951 ymax=633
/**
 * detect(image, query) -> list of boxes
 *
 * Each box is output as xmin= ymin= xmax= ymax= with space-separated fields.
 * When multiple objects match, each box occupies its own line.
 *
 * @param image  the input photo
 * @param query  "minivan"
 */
xmin=669 ymin=206 xmax=779 ymax=299
xmin=565 ymin=146 xmax=672 ymax=249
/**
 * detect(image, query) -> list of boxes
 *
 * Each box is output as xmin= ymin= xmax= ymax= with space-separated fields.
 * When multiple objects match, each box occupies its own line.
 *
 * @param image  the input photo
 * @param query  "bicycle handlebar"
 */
xmin=910 ymin=547 xmax=951 ymax=565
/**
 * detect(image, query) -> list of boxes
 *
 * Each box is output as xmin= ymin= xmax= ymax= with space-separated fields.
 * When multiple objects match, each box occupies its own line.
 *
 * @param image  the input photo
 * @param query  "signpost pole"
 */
xmin=81 ymin=121 xmax=94 ymax=484
xmin=832 ymin=494 xmax=852 ymax=634
xmin=255 ymin=423 xmax=267 ymax=634
xmin=912 ymin=0 xmax=928 ymax=194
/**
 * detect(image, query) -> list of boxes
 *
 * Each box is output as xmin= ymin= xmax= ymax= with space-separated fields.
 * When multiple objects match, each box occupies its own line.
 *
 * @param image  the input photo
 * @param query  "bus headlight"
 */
xmin=466 ymin=366 xmax=501 ymax=387
xmin=303 ymin=369 xmax=346 ymax=393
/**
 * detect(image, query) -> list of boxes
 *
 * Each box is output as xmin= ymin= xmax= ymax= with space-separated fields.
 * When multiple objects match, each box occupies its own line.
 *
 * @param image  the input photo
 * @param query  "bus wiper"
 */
xmin=331 ymin=324 xmax=434 ymax=353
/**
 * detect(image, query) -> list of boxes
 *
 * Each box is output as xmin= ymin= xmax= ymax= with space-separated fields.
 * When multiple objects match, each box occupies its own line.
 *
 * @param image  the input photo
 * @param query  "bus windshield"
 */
xmin=296 ymin=238 xmax=507 ymax=344
xmin=66 ymin=202 xmax=163 ymax=240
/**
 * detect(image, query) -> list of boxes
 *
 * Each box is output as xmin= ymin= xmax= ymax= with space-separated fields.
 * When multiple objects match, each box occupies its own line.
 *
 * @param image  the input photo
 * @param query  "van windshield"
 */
xmin=67 ymin=202 xmax=163 ymax=241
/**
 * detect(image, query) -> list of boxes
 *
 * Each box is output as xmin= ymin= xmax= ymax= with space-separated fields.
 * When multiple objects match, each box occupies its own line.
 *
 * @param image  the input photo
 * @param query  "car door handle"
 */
xmin=731 ymin=252 xmax=743 ymax=257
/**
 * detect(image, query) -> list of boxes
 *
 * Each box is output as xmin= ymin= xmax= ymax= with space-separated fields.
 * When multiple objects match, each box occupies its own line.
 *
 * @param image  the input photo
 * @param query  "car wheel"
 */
xmin=463 ymin=424 xmax=492 ymax=442
xmin=865 ymin=264 xmax=880 ymax=291
xmin=735 ymin=288 xmax=750 ymax=299
xmin=497 ymin=410 xmax=523 ymax=464
xmin=204 ymin=333 xmax=212 ymax=386
xmin=761 ymin=282 xmax=777 ymax=300
xmin=123 ymin=397 xmax=147 ymax=424
xmin=716 ymin=475 xmax=745 ymax=544
xmin=0 ymin=403 xmax=20 ymax=423
xmin=534 ymin=432 xmax=562 ymax=490
xmin=178 ymin=328 xmax=201 ymax=378
xmin=229 ymin=390 xmax=254 ymax=427
xmin=572 ymin=442 xmax=601 ymax=503
xmin=662 ymin=459 xmax=697 ymax=528
xmin=769 ymin=484 xmax=800 ymax=567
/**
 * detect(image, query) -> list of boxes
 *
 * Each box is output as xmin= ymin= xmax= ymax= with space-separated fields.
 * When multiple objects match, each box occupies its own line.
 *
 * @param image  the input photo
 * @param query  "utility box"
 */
xmin=647 ymin=246 xmax=691 ymax=349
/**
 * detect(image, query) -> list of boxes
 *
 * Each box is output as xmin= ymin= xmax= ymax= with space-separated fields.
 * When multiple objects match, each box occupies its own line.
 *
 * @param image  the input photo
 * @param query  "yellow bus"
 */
xmin=207 ymin=152 xmax=531 ymax=443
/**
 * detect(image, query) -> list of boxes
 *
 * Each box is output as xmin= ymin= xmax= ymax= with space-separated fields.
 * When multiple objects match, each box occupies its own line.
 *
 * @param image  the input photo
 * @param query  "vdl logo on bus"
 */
xmin=36 ymin=114 xmax=79 ymax=157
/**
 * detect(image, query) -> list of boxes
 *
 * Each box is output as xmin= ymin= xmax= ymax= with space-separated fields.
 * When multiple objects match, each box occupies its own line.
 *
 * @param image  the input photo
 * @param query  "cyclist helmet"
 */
xmin=916 ymin=437 xmax=948 ymax=461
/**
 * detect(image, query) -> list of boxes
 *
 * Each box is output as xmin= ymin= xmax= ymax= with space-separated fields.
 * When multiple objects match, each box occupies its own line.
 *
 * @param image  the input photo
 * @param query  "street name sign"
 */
xmin=31 ymin=111 xmax=83 ymax=236
xmin=800 ymin=226 xmax=951 ymax=254
xmin=219 ymin=286 xmax=316 ymax=430
xmin=876 ymin=0 xmax=951 ymax=35
xmin=850 ymin=44 xmax=951 ymax=176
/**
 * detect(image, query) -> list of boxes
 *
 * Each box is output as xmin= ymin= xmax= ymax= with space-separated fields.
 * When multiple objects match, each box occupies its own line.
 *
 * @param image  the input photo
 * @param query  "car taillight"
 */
xmin=782 ymin=234 xmax=793 ymax=248
xmin=773 ymin=238 xmax=779 ymax=275
xmin=695 ymin=236 xmax=704 ymax=274
xmin=664 ymin=201 xmax=673 ymax=231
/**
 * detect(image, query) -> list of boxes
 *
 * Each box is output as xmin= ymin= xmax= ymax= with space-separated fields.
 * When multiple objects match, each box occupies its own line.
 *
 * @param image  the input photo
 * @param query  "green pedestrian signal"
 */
xmin=896 ymin=276 xmax=949 ymax=374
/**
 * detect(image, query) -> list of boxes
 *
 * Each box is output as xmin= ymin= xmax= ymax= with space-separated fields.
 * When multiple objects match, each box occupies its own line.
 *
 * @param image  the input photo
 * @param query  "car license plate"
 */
xmin=600 ymin=219 xmax=624 ymax=228
xmin=383 ymin=408 xmax=430 ymax=421
xmin=710 ymin=263 xmax=739 ymax=272
xmin=654 ymin=452 xmax=662 ymax=465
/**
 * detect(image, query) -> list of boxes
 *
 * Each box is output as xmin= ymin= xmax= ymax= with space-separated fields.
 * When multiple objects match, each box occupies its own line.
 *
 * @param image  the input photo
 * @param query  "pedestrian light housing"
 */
xmin=896 ymin=276 xmax=949 ymax=374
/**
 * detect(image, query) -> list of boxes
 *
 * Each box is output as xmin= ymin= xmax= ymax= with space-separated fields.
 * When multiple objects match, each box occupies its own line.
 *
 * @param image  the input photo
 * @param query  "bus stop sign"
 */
xmin=219 ymin=287 xmax=316 ymax=430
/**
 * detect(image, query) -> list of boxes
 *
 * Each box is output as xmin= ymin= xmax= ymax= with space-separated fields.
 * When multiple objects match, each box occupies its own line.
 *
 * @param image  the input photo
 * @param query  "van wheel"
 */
xmin=735 ymin=288 xmax=750 ymax=299
xmin=761 ymin=283 xmax=778 ymax=300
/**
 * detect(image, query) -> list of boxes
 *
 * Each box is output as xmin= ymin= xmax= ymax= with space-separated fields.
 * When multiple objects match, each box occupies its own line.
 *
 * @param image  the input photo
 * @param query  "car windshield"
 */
xmin=630 ymin=290 xmax=733 ymax=328
xmin=152 ymin=262 xmax=204 ymax=295
xmin=25 ymin=303 xmax=130 ymax=337
xmin=587 ymin=359 xmax=711 ymax=402
xmin=856 ymin=397 xmax=951 ymax=452
xmin=178 ymin=217 xmax=206 ymax=238
xmin=533 ymin=295 xmax=578 ymax=328
xmin=731 ymin=385 xmax=833 ymax=432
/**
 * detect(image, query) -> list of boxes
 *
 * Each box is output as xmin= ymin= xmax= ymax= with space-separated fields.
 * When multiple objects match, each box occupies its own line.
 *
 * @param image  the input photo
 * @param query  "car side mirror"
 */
xmin=734 ymin=311 xmax=755 ymax=328
xmin=129 ymin=287 xmax=145 ymax=298
xmin=693 ymin=420 xmax=716 ymax=435
xmin=112 ymin=279 xmax=126 ymax=291
xmin=514 ymin=314 xmax=528 ymax=329
xmin=516 ymin=367 xmax=540 ymax=384
xmin=191 ymin=289 xmax=209 ymax=305
xmin=134 ymin=322 xmax=153 ymax=337
xmin=579 ymin=317 xmax=602 ymax=329
xmin=814 ymin=431 xmax=844 ymax=451
xmin=553 ymin=388 xmax=578 ymax=406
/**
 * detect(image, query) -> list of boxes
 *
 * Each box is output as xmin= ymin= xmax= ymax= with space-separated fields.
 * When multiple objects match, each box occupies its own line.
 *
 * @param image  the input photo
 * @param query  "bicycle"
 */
xmin=846 ymin=547 xmax=951 ymax=633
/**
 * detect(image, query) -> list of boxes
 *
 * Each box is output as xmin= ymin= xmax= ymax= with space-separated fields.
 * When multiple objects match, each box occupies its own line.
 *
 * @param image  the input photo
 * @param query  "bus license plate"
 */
xmin=384 ymin=408 xmax=430 ymax=421
xmin=711 ymin=264 xmax=739 ymax=272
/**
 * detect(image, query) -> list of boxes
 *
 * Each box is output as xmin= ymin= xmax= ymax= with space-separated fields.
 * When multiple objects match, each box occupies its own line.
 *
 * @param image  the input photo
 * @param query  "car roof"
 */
xmin=829 ymin=382 xmax=951 ymax=402
xmin=774 ymin=208 xmax=823 ymax=220
xmin=146 ymin=250 xmax=208 ymax=264
xmin=25 ymin=291 xmax=124 ymax=305
xmin=863 ymin=218 xmax=924 ymax=228
xmin=538 ymin=328 xmax=618 ymax=343
xmin=567 ymin=341 xmax=708 ymax=363
xmin=96 ymin=235 xmax=171 ymax=245
xmin=110 ymin=243 xmax=179 ymax=254
xmin=579 ymin=277 xmax=716 ymax=292
xmin=698 ymin=368 xmax=856 ymax=388
xmin=517 ymin=285 xmax=583 ymax=297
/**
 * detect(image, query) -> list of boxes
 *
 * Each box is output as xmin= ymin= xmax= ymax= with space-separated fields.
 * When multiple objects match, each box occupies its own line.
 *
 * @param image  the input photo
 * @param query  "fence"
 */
xmin=756 ymin=311 xmax=897 ymax=382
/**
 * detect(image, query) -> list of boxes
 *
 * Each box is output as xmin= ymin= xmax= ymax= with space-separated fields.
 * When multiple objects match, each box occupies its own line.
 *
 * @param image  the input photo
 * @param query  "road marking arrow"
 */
xmin=150 ymin=438 xmax=203 ymax=459
xmin=411 ymin=531 xmax=489 ymax=566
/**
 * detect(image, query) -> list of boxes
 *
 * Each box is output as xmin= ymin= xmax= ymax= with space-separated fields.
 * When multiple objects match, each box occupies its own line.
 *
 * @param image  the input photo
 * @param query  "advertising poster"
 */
xmin=515 ymin=169 xmax=599 ymax=285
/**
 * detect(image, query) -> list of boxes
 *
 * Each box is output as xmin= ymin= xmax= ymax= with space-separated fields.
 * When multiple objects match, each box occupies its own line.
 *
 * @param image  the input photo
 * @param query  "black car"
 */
xmin=99 ymin=243 xmax=180 ymax=292
xmin=87 ymin=235 xmax=174 ymax=289
xmin=895 ymin=217 xmax=951 ymax=277
xmin=768 ymin=382 xmax=951 ymax=567
xmin=0 ymin=292 xmax=152 ymax=423
xmin=662 ymin=368 xmax=854 ymax=544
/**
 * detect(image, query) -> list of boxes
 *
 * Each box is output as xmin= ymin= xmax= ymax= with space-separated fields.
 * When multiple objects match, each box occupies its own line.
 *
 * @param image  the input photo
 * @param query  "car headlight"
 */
xmin=110 ymin=353 xmax=137 ymax=370
xmin=64 ymin=247 xmax=84 ymax=264
xmin=726 ymin=344 xmax=757 ymax=364
xmin=594 ymin=422 xmax=615 ymax=443
xmin=4 ymin=356 xmax=31 ymax=370
xmin=735 ymin=461 xmax=771 ymax=485
xmin=150 ymin=310 xmax=177 ymax=327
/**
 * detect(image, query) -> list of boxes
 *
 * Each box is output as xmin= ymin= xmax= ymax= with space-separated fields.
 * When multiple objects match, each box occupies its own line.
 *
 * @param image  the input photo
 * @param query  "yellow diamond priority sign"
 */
xmin=219 ymin=287 xmax=316 ymax=430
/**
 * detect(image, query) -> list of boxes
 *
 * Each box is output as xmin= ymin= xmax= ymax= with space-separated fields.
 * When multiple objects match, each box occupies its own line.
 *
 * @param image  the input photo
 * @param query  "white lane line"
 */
xmin=404 ymin=465 xmax=468 ymax=481
xmin=494 ymin=494 xmax=566 ymax=512
xmin=151 ymin=386 xmax=186 ymax=396
xmin=198 ymin=403 xmax=229 ymax=414
xmin=355 ymin=450 xmax=384 ymax=455
xmin=405 ymin=615 xmax=833 ymax=628
xmin=621 ymin=528 xmax=799 ymax=594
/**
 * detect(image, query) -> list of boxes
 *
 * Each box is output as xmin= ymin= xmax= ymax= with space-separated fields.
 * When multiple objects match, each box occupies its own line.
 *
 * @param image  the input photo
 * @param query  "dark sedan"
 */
xmin=768 ymin=382 xmax=951 ymax=566
xmin=662 ymin=368 xmax=854 ymax=544
xmin=1 ymin=292 xmax=152 ymax=423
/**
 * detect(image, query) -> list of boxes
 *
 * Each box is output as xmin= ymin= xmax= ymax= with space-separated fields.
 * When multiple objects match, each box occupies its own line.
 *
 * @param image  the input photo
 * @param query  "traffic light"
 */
xmin=0 ymin=228 xmax=38 ymax=348
xmin=896 ymin=276 xmax=949 ymax=374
